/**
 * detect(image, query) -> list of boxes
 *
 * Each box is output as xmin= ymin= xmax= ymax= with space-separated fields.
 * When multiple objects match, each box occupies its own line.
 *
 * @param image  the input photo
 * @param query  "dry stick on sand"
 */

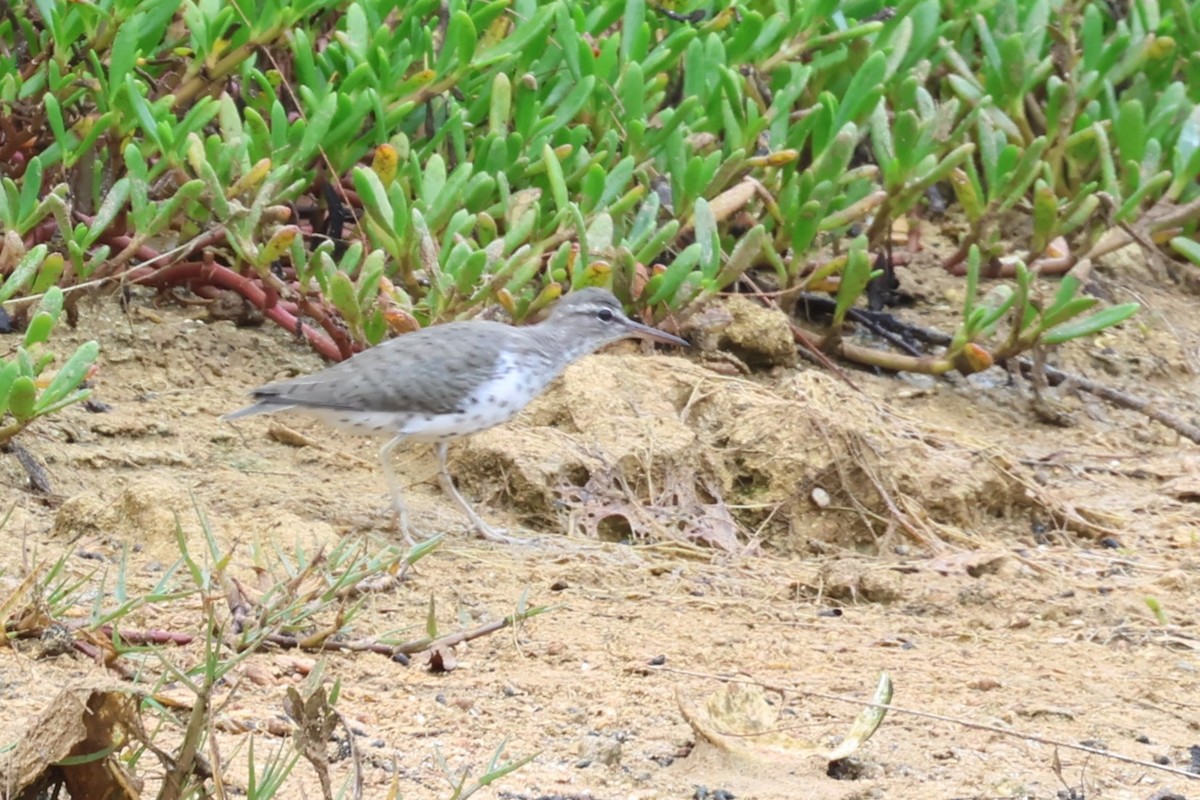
xmin=653 ymin=666 xmax=1200 ymax=781
xmin=767 ymin=287 xmax=1200 ymax=445
xmin=1016 ymin=359 xmax=1200 ymax=444
xmin=6 ymin=612 xmax=526 ymax=675
xmin=254 ymin=614 xmax=529 ymax=661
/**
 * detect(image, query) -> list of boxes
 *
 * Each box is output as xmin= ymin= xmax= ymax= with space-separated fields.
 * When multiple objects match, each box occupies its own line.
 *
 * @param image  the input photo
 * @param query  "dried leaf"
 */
xmin=677 ymin=672 xmax=891 ymax=764
xmin=428 ymin=645 xmax=457 ymax=673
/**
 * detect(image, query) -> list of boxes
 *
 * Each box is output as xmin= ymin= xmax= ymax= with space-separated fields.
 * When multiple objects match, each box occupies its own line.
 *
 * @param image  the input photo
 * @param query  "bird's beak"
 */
xmin=623 ymin=318 xmax=690 ymax=347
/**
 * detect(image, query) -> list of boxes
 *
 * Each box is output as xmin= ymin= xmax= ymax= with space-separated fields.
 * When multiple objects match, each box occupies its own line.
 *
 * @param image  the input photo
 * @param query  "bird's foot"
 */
xmin=434 ymin=460 xmax=528 ymax=545
xmin=391 ymin=508 xmax=429 ymax=548
xmin=472 ymin=521 xmax=529 ymax=545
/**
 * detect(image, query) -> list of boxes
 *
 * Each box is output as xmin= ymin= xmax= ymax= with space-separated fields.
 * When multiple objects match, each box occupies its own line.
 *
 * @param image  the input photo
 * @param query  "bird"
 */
xmin=224 ymin=288 xmax=690 ymax=543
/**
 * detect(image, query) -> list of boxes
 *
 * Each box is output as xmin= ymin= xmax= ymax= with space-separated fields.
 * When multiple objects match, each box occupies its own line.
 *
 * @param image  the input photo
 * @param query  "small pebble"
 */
xmin=243 ymin=664 xmax=273 ymax=686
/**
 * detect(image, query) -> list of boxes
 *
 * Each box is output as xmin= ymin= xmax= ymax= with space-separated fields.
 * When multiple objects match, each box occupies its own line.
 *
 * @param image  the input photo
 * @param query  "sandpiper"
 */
xmin=225 ymin=288 xmax=689 ymax=542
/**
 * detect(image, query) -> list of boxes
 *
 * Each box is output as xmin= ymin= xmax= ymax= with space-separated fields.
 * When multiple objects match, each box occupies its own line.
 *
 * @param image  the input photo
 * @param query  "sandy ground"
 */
xmin=1 ymin=258 xmax=1199 ymax=800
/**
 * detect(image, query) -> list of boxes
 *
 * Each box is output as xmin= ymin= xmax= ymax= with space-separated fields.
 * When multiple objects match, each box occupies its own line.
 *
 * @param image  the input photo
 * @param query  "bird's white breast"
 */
xmin=401 ymin=351 xmax=552 ymax=441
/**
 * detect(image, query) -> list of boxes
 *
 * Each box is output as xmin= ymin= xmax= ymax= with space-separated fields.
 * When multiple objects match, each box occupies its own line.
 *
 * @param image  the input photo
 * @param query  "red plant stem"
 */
xmin=191 ymin=282 xmax=301 ymax=315
xmin=0 ymin=116 xmax=37 ymax=170
xmin=69 ymin=212 xmax=355 ymax=360
xmin=131 ymin=259 xmax=345 ymax=360
xmin=258 ymin=271 xmax=356 ymax=359
xmin=80 ymin=215 xmax=232 ymax=280
xmin=95 ymin=626 xmax=198 ymax=646
xmin=72 ymin=639 xmax=137 ymax=680
xmin=335 ymin=177 xmax=365 ymax=208
xmin=945 ymin=251 xmax=1073 ymax=278
xmin=27 ymin=217 xmax=60 ymax=249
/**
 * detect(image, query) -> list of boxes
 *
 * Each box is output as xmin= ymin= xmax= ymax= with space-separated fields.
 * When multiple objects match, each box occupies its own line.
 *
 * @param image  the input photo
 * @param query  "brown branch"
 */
xmin=260 ymin=612 xmax=528 ymax=662
xmin=6 ymin=620 xmax=200 ymax=647
xmin=946 ymin=195 xmax=1200 ymax=277
xmin=107 ymin=628 xmax=198 ymax=646
xmin=792 ymin=293 xmax=1200 ymax=443
xmin=7 ymin=594 xmax=529 ymax=676
xmin=264 ymin=633 xmax=405 ymax=659
xmin=1015 ymin=358 xmax=1200 ymax=444
xmin=394 ymin=614 xmax=522 ymax=655
xmin=2 ymin=440 xmax=53 ymax=493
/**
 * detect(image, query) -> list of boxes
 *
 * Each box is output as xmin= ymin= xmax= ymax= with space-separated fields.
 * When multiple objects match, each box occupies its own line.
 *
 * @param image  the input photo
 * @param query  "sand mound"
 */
xmin=457 ymin=354 xmax=1032 ymax=553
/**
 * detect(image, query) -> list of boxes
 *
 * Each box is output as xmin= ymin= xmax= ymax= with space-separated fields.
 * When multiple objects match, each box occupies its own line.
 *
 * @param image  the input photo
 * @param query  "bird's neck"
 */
xmin=517 ymin=321 xmax=613 ymax=374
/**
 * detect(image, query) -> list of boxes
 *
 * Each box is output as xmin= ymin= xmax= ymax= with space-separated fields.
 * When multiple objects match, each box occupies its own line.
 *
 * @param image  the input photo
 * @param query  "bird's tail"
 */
xmin=221 ymin=402 xmax=294 ymax=422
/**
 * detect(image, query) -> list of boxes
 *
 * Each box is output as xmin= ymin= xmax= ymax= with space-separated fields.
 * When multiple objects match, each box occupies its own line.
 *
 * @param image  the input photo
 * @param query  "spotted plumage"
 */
xmin=225 ymin=288 xmax=688 ymax=543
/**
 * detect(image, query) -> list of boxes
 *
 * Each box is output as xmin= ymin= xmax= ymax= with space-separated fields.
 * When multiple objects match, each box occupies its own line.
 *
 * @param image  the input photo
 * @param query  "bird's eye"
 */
xmin=597 ymin=308 xmax=614 ymax=322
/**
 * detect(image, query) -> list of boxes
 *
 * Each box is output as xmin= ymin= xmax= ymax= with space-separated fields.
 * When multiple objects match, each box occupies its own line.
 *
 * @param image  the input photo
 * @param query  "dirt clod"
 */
xmin=0 ymin=685 xmax=143 ymax=800
xmin=684 ymin=294 xmax=799 ymax=369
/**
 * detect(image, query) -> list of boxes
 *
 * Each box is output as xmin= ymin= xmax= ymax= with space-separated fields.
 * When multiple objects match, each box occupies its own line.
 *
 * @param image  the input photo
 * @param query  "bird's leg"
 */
xmin=435 ymin=442 xmax=526 ymax=544
xmin=379 ymin=435 xmax=420 ymax=546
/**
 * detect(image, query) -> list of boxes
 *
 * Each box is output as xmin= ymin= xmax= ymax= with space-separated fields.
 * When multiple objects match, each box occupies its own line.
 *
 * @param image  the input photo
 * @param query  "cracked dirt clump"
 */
xmin=457 ymin=354 xmax=1033 ymax=552
xmin=682 ymin=293 xmax=799 ymax=369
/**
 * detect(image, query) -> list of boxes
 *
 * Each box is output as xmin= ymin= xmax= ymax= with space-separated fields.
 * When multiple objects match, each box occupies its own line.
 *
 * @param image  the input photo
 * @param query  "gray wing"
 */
xmin=232 ymin=321 xmax=514 ymax=418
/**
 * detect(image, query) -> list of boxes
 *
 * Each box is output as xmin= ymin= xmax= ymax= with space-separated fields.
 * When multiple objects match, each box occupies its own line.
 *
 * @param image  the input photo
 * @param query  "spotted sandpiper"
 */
xmin=225 ymin=288 xmax=689 ymax=543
